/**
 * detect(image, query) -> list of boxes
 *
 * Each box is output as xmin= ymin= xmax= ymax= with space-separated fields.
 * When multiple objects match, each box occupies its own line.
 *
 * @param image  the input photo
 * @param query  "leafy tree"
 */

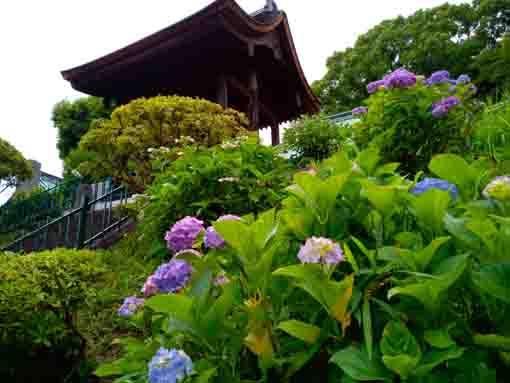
xmin=474 ymin=34 xmax=510 ymax=94
xmin=314 ymin=0 xmax=510 ymax=113
xmin=52 ymin=96 xmax=115 ymax=160
xmin=0 ymin=137 xmax=32 ymax=193
xmin=74 ymin=96 xmax=249 ymax=191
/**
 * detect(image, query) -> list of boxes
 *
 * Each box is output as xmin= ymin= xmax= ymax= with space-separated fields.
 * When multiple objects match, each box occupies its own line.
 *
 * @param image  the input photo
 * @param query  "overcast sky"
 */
xmin=0 ymin=0 xmax=467 ymax=180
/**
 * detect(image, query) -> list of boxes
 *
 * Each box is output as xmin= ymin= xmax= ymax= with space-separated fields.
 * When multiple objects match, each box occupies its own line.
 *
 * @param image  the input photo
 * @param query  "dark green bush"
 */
xmin=283 ymin=114 xmax=343 ymax=164
xmin=139 ymin=137 xmax=292 ymax=256
xmin=0 ymin=249 xmax=103 ymax=381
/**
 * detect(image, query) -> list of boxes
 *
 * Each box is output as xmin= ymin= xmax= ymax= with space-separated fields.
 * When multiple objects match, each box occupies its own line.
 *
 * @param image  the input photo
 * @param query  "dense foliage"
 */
xmin=52 ymin=96 xmax=115 ymax=160
xmin=75 ymin=96 xmax=249 ymax=191
xmin=283 ymin=114 xmax=344 ymax=164
xmin=0 ymin=137 xmax=32 ymax=192
xmin=313 ymin=0 xmax=510 ymax=113
xmin=96 ymin=148 xmax=510 ymax=382
xmin=139 ymin=137 xmax=292 ymax=257
xmin=0 ymin=249 xmax=102 ymax=381
xmin=348 ymin=68 xmax=478 ymax=174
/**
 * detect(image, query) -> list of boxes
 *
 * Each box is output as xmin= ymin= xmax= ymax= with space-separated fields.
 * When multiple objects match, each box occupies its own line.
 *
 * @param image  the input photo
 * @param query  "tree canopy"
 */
xmin=0 ymin=137 xmax=32 ymax=192
xmin=313 ymin=0 xmax=510 ymax=114
xmin=52 ymin=97 xmax=115 ymax=160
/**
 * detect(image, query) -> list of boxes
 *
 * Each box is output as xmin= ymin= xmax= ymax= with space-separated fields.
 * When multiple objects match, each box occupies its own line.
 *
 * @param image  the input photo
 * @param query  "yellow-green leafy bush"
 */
xmin=74 ymin=96 xmax=249 ymax=191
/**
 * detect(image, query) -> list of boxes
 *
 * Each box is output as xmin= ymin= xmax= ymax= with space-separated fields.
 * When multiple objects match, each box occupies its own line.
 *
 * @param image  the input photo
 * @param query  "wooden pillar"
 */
xmin=248 ymin=70 xmax=259 ymax=130
xmin=216 ymin=74 xmax=228 ymax=108
xmin=271 ymin=124 xmax=280 ymax=146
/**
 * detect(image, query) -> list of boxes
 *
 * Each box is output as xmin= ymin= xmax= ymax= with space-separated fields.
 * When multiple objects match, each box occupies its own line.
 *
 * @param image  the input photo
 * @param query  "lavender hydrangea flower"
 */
xmin=482 ymin=176 xmax=510 ymax=201
xmin=298 ymin=237 xmax=344 ymax=265
xmin=214 ymin=273 xmax=230 ymax=286
xmin=431 ymin=96 xmax=461 ymax=118
xmin=383 ymin=68 xmax=417 ymax=89
xmin=411 ymin=178 xmax=459 ymax=199
xmin=142 ymin=260 xmax=193 ymax=296
xmin=118 ymin=296 xmax=145 ymax=317
xmin=204 ymin=215 xmax=242 ymax=249
xmin=148 ymin=348 xmax=193 ymax=383
xmin=352 ymin=106 xmax=368 ymax=116
xmin=457 ymin=74 xmax=471 ymax=84
xmin=165 ymin=217 xmax=204 ymax=253
xmin=367 ymin=79 xmax=386 ymax=94
xmin=425 ymin=70 xmax=450 ymax=85
xmin=204 ymin=226 xmax=225 ymax=249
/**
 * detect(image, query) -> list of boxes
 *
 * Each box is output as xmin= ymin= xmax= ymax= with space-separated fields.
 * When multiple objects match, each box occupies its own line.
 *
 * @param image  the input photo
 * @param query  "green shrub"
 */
xmin=98 ymin=149 xmax=510 ymax=382
xmin=74 ymin=96 xmax=249 ymax=191
xmin=0 ymin=136 xmax=32 ymax=190
xmin=139 ymin=137 xmax=292 ymax=257
xmin=350 ymin=69 xmax=478 ymax=174
xmin=0 ymin=249 xmax=103 ymax=381
xmin=283 ymin=114 xmax=343 ymax=164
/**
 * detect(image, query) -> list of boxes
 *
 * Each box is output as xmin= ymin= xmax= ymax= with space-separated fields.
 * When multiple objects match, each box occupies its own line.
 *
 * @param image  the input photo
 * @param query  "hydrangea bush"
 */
xmin=351 ymin=68 xmax=478 ymax=174
xmin=97 ymin=147 xmax=510 ymax=382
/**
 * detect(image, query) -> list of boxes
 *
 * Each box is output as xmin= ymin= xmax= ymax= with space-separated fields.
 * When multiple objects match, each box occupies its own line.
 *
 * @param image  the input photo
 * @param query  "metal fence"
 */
xmin=2 ymin=184 xmax=132 ymax=253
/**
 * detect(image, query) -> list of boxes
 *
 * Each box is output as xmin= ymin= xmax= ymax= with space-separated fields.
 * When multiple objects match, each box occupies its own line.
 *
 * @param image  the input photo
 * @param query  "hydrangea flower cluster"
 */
xmin=410 ymin=178 xmax=459 ymax=199
xmin=367 ymin=68 xmax=417 ymax=94
xmin=165 ymin=217 xmax=204 ymax=253
xmin=118 ymin=296 xmax=145 ymax=317
xmin=204 ymin=215 xmax=242 ymax=249
xmin=298 ymin=237 xmax=344 ymax=265
xmin=214 ymin=273 xmax=230 ymax=286
xmin=142 ymin=260 xmax=193 ymax=297
xmin=148 ymin=348 xmax=193 ymax=383
xmin=482 ymin=176 xmax=510 ymax=201
xmin=352 ymin=106 xmax=368 ymax=116
xmin=431 ymin=96 xmax=461 ymax=118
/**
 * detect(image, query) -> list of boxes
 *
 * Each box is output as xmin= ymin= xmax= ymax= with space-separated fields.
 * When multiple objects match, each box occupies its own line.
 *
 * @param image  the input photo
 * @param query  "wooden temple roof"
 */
xmin=61 ymin=0 xmax=320 ymax=131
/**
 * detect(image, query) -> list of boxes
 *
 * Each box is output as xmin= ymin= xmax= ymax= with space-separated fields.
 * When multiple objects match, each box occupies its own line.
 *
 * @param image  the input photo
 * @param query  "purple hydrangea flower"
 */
xmin=142 ymin=260 xmax=193 ymax=296
xmin=367 ymin=79 xmax=386 ymax=94
xmin=431 ymin=96 xmax=461 ymax=118
xmin=383 ymin=68 xmax=417 ymax=89
xmin=426 ymin=70 xmax=450 ymax=85
xmin=204 ymin=227 xmax=225 ymax=249
xmin=118 ymin=296 xmax=145 ymax=317
xmin=482 ymin=176 xmax=510 ymax=201
xmin=298 ymin=237 xmax=344 ymax=265
xmin=214 ymin=273 xmax=230 ymax=286
xmin=352 ymin=106 xmax=368 ymax=116
xmin=411 ymin=178 xmax=459 ymax=199
xmin=148 ymin=347 xmax=193 ymax=383
xmin=165 ymin=217 xmax=204 ymax=253
xmin=457 ymin=74 xmax=471 ymax=84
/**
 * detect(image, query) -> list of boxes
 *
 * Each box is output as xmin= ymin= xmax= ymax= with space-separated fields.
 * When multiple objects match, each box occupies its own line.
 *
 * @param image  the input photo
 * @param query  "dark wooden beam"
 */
xmin=271 ymin=124 xmax=280 ymax=146
xmin=216 ymin=74 xmax=228 ymax=108
xmin=248 ymin=70 xmax=260 ymax=129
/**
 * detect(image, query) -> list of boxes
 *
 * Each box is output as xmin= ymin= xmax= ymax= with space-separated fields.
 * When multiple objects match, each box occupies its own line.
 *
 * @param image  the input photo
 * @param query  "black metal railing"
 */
xmin=2 ymin=184 xmax=132 ymax=253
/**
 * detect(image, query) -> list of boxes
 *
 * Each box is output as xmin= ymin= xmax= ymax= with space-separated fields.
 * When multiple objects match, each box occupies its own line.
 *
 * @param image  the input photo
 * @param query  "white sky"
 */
xmin=0 ymin=0 xmax=467 ymax=179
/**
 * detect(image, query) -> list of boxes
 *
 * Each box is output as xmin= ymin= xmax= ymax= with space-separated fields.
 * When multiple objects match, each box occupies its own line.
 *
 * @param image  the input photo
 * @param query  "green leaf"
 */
xmin=214 ymin=219 xmax=252 ymax=260
xmin=362 ymin=181 xmax=397 ymax=216
xmin=412 ymin=189 xmax=450 ymax=235
xmin=473 ymin=333 xmax=510 ymax=350
xmin=414 ymin=347 xmax=465 ymax=376
xmin=343 ymin=243 xmax=359 ymax=272
xmin=388 ymin=254 xmax=469 ymax=311
xmin=357 ymin=148 xmax=381 ymax=176
xmin=380 ymin=321 xmax=421 ymax=380
xmin=453 ymin=362 xmax=497 ymax=383
xmin=330 ymin=345 xmax=392 ymax=382
xmin=363 ymin=297 xmax=374 ymax=360
xmin=145 ymin=294 xmax=193 ymax=315
xmin=277 ymin=320 xmax=321 ymax=344
xmin=472 ymin=263 xmax=510 ymax=303
xmin=429 ymin=154 xmax=476 ymax=189
xmin=424 ymin=327 xmax=456 ymax=349
xmin=414 ymin=237 xmax=450 ymax=272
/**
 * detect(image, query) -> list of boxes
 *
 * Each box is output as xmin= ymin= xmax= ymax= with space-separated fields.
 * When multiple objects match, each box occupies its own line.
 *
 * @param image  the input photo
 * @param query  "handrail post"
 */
xmin=77 ymin=194 xmax=90 ymax=249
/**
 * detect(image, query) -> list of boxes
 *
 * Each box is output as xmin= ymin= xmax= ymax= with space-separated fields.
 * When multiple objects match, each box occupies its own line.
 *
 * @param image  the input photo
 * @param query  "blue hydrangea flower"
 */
xmin=142 ymin=260 xmax=193 ymax=296
xmin=383 ymin=68 xmax=417 ymax=89
xmin=165 ymin=217 xmax=204 ymax=253
xmin=431 ymin=96 xmax=461 ymax=118
xmin=298 ymin=237 xmax=344 ymax=265
xmin=118 ymin=296 xmax=145 ymax=317
xmin=411 ymin=178 xmax=459 ymax=199
xmin=148 ymin=348 xmax=193 ymax=383
xmin=352 ymin=106 xmax=368 ymax=116
xmin=367 ymin=79 xmax=386 ymax=94
xmin=425 ymin=70 xmax=450 ymax=85
xmin=457 ymin=74 xmax=471 ymax=84
xmin=482 ymin=176 xmax=510 ymax=201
